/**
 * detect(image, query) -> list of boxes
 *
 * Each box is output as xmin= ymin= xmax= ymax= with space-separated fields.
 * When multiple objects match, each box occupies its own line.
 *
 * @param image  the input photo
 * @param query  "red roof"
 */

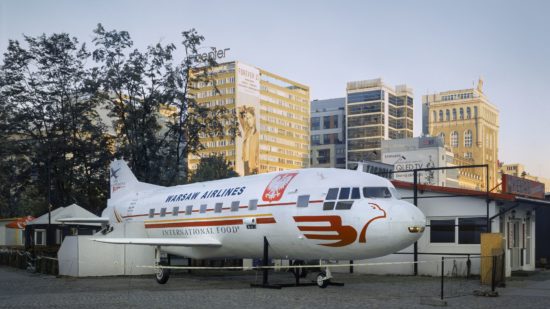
xmin=391 ymin=180 xmax=516 ymax=201
xmin=6 ymin=216 xmax=35 ymax=229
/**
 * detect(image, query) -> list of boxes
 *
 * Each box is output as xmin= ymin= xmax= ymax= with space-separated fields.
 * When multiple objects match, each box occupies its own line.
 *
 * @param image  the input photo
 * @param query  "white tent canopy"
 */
xmin=28 ymin=204 xmax=100 ymax=226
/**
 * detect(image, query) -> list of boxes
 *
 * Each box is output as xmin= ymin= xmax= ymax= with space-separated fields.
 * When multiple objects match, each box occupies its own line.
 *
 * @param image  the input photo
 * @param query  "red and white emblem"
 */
xmin=262 ymin=173 xmax=298 ymax=202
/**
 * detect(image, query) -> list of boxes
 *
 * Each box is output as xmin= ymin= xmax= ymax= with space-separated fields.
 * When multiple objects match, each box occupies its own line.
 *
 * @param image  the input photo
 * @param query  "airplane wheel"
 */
xmin=316 ymin=272 xmax=329 ymax=288
xmin=155 ymin=266 xmax=170 ymax=284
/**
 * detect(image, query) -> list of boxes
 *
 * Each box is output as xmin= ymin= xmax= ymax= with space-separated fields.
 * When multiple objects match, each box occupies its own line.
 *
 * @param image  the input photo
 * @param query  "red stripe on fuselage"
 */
xmin=145 ymin=217 xmax=277 ymax=229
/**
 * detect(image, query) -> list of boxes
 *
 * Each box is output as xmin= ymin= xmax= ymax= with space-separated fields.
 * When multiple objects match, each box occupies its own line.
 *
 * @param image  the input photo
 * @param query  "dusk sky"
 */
xmin=2 ymin=0 xmax=549 ymax=178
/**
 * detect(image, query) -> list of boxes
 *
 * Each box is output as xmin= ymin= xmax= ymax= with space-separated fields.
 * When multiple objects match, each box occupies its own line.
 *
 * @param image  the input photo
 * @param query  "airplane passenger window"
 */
xmin=339 ymin=187 xmax=350 ymax=200
xmin=160 ymin=207 xmax=167 ymax=217
xmin=172 ymin=207 xmax=179 ymax=216
xmin=363 ymin=187 xmax=392 ymax=198
xmin=200 ymin=204 xmax=207 ymax=213
xmin=185 ymin=205 xmax=193 ymax=215
xmin=323 ymin=201 xmax=335 ymax=211
xmin=335 ymin=201 xmax=353 ymax=210
xmin=248 ymin=199 xmax=258 ymax=210
xmin=297 ymin=195 xmax=310 ymax=207
xmin=351 ymin=187 xmax=361 ymax=199
xmin=326 ymin=188 xmax=339 ymax=200
xmin=148 ymin=209 xmax=155 ymax=218
xmin=231 ymin=201 xmax=240 ymax=212
xmin=214 ymin=202 xmax=223 ymax=213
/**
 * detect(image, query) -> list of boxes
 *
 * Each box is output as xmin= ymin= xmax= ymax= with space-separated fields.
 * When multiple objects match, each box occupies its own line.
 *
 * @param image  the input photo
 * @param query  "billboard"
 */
xmin=502 ymin=174 xmax=545 ymax=199
xmin=382 ymin=148 xmax=444 ymax=186
xmin=235 ymin=62 xmax=261 ymax=176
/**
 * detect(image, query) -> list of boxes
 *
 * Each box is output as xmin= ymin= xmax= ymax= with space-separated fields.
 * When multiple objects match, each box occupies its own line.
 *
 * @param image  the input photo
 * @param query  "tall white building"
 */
xmin=346 ymin=78 xmax=413 ymax=166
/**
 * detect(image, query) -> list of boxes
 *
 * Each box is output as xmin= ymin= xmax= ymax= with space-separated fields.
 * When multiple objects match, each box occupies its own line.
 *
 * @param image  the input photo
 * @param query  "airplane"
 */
xmin=75 ymin=159 xmax=426 ymax=288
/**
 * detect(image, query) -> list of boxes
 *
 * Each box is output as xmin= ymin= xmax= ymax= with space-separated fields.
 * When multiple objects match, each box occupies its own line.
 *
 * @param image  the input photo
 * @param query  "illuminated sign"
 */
xmin=502 ymin=174 xmax=545 ymax=199
xmin=189 ymin=47 xmax=230 ymax=62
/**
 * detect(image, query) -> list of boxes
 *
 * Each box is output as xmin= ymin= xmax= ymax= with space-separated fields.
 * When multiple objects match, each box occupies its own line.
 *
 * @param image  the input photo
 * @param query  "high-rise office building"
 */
xmin=346 ymin=78 xmax=413 ymax=166
xmin=188 ymin=61 xmax=310 ymax=176
xmin=310 ymin=98 xmax=346 ymax=168
xmin=423 ymin=79 xmax=499 ymax=190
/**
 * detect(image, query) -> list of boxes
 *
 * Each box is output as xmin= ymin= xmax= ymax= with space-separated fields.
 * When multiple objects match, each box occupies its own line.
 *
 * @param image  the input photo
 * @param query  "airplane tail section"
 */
xmin=109 ymin=159 xmax=162 ymax=199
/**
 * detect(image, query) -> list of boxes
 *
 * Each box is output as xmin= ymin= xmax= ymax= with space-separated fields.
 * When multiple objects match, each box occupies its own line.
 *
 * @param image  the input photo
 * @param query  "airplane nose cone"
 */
xmin=389 ymin=201 xmax=426 ymax=248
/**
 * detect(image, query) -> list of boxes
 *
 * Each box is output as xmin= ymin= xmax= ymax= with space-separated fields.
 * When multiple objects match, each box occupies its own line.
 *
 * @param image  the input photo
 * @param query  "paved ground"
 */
xmin=0 ymin=266 xmax=549 ymax=308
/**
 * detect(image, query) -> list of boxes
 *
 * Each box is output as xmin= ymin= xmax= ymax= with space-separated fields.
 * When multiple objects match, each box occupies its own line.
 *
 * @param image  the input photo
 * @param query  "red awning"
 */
xmin=6 ymin=216 xmax=35 ymax=229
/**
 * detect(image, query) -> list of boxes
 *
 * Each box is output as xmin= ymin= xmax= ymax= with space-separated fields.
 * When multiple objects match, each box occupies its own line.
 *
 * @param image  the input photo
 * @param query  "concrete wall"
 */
xmin=58 ymin=222 xmax=155 ymax=277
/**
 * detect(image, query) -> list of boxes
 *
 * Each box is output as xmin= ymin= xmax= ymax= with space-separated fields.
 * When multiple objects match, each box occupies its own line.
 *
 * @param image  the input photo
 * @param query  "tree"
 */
xmin=0 ymin=33 xmax=112 ymax=216
xmin=92 ymin=24 xmax=237 ymax=186
xmin=189 ymin=154 xmax=239 ymax=183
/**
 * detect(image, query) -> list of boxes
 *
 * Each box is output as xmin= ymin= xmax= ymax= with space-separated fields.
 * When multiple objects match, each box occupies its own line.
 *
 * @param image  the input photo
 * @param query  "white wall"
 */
xmin=58 ymin=222 xmax=155 ymax=277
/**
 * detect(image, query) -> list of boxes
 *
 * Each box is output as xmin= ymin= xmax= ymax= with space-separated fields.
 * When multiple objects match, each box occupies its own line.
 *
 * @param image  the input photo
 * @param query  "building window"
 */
xmin=450 ymin=131 xmax=459 ymax=147
xmin=35 ymin=229 xmax=46 ymax=245
xmin=323 ymin=116 xmax=331 ymax=129
xmin=311 ymin=117 xmax=320 ymax=130
xmin=439 ymin=110 xmax=443 ymax=122
xmin=458 ymin=217 xmax=487 ymax=244
xmin=317 ymin=149 xmax=330 ymax=164
xmin=466 ymin=107 xmax=471 ymax=119
xmin=452 ymin=109 xmax=457 ymax=120
xmin=464 ymin=130 xmax=472 ymax=147
xmin=445 ymin=109 xmax=450 ymax=121
xmin=311 ymin=134 xmax=320 ymax=145
xmin=459 ymin=108 xmax=464 ymax=120
xmin=439 ymin=132 xmax=445 ymax=144
xmin=430 ymin=219 xmax=455 ymax=243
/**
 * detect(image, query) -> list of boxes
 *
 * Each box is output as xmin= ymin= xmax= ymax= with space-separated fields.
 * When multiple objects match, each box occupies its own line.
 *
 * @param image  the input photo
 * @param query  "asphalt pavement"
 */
xmin=0 ymin=266 xmax=549 ymax=308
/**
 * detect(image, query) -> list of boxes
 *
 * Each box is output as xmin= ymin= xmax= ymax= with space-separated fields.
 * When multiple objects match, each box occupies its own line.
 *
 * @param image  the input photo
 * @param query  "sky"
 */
xmin=1 ymin=0 xmax=549 ymax=178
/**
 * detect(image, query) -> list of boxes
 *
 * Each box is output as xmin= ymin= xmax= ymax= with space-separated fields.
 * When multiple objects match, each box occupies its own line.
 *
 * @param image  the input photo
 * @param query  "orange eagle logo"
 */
xmin=294 ymin=203 xmax=387 ymax=247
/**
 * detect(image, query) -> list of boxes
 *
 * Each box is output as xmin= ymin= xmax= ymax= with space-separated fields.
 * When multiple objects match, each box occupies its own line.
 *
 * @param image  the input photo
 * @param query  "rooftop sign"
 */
xmin=502 ymin=174 xmax=545 ymax=199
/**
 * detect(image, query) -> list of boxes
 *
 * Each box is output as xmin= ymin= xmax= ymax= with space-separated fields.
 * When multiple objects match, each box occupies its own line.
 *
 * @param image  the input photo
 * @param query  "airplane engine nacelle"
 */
xmin=243 ymin=218 xmax=256 ymax=230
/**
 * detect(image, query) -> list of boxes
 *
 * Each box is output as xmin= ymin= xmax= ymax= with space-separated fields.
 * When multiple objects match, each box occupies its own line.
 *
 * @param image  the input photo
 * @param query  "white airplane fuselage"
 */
xmin=104 ymin=160 xmax=426 ymax=261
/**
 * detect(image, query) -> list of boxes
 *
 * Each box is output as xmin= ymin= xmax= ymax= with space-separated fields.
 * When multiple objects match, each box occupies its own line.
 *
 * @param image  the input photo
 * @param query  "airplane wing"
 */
xmin=92 ymin=237 xmax=222 ymax=247
xmin=57 ymin=217 xmax=110 ymax=224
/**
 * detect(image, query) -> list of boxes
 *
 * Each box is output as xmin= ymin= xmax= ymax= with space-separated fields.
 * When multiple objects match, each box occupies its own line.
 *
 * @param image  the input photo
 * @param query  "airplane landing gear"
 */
xmin=316 ymin=267 xmax=332 ymax=288
xmin=155 ymin=266 xmax=170 ymax=284
xmin=154 ymin=246 xmax=170 ymax=284
xmin=316 ymin=266 xmax=344 ymax=288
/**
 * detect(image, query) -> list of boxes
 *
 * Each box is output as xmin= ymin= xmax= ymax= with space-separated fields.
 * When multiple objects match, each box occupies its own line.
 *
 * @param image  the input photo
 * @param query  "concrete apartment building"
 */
xmin=346 ymin=78 xmax=413 ymax=166
xmin=310 ymin=98 xmax=346 ymax=168
xmin=188 ymin=61 xmax=310 ymax=176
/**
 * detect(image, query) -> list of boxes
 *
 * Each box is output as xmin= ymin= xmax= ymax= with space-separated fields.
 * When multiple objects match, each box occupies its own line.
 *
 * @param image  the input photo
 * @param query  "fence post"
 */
xmin=466 ymin=254 xmax=471 ymax=279
xmin=440 ymin=257 xmax=445 ymax=300
xmin=491 ymin=255 xmax=497 ymax=292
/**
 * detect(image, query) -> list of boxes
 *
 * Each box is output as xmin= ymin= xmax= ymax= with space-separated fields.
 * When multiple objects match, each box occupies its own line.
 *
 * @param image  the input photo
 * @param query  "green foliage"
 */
xmin=0 ymin=25 xmax=237 ymax=216
xmin=0 ymin=33 xmax=112 ymax=216
xmin=92 ymin=24 xmax=237 ymax=186
xmin=190 ymin=154 xmax=239 ymax=183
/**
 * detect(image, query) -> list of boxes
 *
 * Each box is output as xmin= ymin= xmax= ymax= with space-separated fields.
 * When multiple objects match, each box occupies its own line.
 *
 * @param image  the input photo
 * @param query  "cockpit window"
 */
xmin=363 ymin=187 xmax=392 ymax=198
xmin=338 ymin=187 xmax=350 ymax=200
xmin=351 ymin=187 xmax=361 ymax=199
xmin=326 ymin=188 xmax=339 ymax=200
